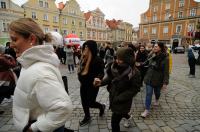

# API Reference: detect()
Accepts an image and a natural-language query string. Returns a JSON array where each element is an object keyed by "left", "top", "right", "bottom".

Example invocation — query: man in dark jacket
[{"left": 94, "top": 47, "right": 141, "bottom": 132}]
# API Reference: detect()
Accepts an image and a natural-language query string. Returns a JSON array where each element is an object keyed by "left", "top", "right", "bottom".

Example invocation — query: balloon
[{"left": 11, "top": 0, "right": 28, "bottom": 7}]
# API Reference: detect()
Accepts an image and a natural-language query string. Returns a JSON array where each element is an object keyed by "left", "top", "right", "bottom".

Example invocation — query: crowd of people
[{"left": 0, "top": 17, "right": 199, "bottom": 132}]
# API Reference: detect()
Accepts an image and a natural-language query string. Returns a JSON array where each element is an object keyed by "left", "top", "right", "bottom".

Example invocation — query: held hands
[{"left": 93, "top": 78, "right": 101, "bottom": 87}]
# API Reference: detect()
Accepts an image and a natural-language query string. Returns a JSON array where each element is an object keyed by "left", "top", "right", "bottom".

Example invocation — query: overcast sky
[{"left": 56, "top": 0, "right": 150, "bottom": 27}]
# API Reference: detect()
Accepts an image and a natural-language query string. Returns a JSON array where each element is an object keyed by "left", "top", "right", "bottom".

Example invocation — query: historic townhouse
[
  {"left": 60, "top": 0, "right": 86, "bottom": 41},
  {"left": 84, "top": 8, "right": 108, "bottom": 44},
  {"left": 124, "top": 22, "right": 133, "bottom": 43},
  {"left": 139, "top": 0, "right": 200, "bottom": 48},
  {"left": 0, "top": 0, "right": 23, "bottom": 44}
]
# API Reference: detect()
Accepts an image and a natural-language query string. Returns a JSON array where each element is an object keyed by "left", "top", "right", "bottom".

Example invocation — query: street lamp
[{"left": 55, "top": 1, "right": 65, "bottom": 34}]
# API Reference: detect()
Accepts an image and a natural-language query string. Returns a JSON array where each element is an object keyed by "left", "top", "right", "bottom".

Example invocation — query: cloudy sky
[{"left": 56, "top": 0, "right": 150, "bottom": 27}]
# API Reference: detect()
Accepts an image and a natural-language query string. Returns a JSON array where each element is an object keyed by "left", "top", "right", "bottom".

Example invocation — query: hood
[
  {"left": 17, "top": 45, "right": 60, "bottom": 68},
  {"left": 82, "top": 40, "right": 97, "bottom": 57}
]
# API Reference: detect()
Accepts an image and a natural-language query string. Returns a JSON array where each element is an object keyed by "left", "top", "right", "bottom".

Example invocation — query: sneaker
[
  {"left": 99, "top": 104, "right": 106, "bottom": 117},
  {"left": 123, "top": 115, "right": 133, "bottom": 128},
  {"left": 153, "top": 100, "right": 159, "bottom": 106},
  {"left": 141, "top": 110, "right": 149, "bottom": 118},
  {"left": 79, "top": 117, "right": 91, "bottom": 127}
]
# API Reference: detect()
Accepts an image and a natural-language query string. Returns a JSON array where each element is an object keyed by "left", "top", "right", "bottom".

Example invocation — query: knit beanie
[{"left": 116, "top": 47, "right": 134, "bottom": 66}]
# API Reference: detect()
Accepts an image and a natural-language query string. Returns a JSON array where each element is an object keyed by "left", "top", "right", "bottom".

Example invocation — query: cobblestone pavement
[{"left": 0, "top": 54, "right": 200, "bottom": 132}]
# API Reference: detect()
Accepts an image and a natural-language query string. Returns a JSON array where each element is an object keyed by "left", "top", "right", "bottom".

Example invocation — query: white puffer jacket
[{"left": 13, "top": 45, "right": 73, "bottom": 132}]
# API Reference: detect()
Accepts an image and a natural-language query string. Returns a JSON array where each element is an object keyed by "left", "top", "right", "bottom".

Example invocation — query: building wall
[{"left": 139, "top": 0, "right": 200, "bottom": 46}]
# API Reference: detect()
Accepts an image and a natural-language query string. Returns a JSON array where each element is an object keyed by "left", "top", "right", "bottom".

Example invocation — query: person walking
[
  {"left": 65, "top": 45, "right": 75, "bottom": 73},
  {"left": 187, "top": 48, "right": 196, "bottom": 78},
  {"left": 141, "top": 42, "right": 169, "bottom": 118},
  {"left": 78, "top": 40, "right": 106, "bottom": 126},
  {"left": 135, "top": 45, "right": 148, "bottom": 86},
  {"left": 9, "top": 18, "right": 73, "bottom": 132},
  {"left": 94, "top": 47, "right": 141, "bottom": 132}
]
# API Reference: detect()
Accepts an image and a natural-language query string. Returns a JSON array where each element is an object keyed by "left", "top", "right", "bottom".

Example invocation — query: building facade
[
  {"left": 84, "top": 8, "right": 108, "bottom": 44},
  {"left": 139, "top": 0, "right": 200, "bottom": 48},
  {"left": 0, "top": 0, "right": 23, "bottom": 45}
]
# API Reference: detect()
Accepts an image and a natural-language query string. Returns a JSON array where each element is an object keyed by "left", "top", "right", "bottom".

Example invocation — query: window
[
  {"left": 2, "top": 22, "right": 9, "bottom": 32},
  {"left": 39, "top": 0, "right": 43, "bottom": 7},
  {"left": 190, "top": 8, "right": 196, "bottom": 17},
  {"left": 165, "top": 3, "right": 170, "bottom": 10},
  {"left": 178, "top": 11, "right": 183, "bottom": 18},
  {"left": 44, "top": 27, "right": 49, "bottom": 33},
  {"left": 144, "top": 28, "right": 148, "bottom": 34},
  {"left": 165, "top": 11, "right": 170, "bottom": 20},
  {"left": 153, "top": 6, "right": 158, "bottom": 12},
  {"left": 143, "top": 15, "right": 148, "bottom": 22},
  {"left": 152, "top": 14, "right": 157, "bottom": 22},
  {"left": 79, "top": 22, "right": 83, "bottom": 27},
  {"left": 176, "top": 25, "right": 182, "bottom": 33},
  {"left": 72, "top": 20, "right": 75, "bottom": 25},
  {"left": 43, "top": 14, "right": 48, "bottom": 21},
  {"left": 163, "top": 26, "right": 168, "bottom": 34},
  {"left": 152, "top": 27, "right": 157, "bottom": 34},
  {"left": 179, "top": 0, "right": 184, "bottom": 7},
  {"left": 1, "top": 1, "right": 6, "bottom": 8},
  {"left": 44, "top": 2, "right": 48, "bottom": 8},
  {"left": 53, "top": 16, "right": 58, "bottom": 23},
  {"left": 80, "top": 32, "right": 83, "bottom": 38},
  {"left": 63, "top": 18, "right": 67, "bottom": 25},
  {"left": 92, "top": 31, "right": 96, "bottom": 37},
  {"left": 32, "top": 12, "right": 37, "bottom": 19},
  {"left": 72, "top": 31, "right": 75, "bottom": 34},
  {"left": 87, "top": 31, "right": 91, "bottom": 38},
  {"left": 53, "top": 29, "right": 58, "bottom": 32},
  {"left": 188, "top": 24, "right": 194, "bottom": 32}
]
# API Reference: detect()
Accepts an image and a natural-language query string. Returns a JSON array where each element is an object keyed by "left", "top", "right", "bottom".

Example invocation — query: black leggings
[
  {"left": 80, "top": 85, "right": 103, "bottom": 118},
  {"left": 111, "top": 112, "right": 130, "bottom": 132}
]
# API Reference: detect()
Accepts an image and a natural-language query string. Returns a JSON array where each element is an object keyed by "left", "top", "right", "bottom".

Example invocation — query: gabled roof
[
  {"left": 84, "top": 12, "right": 91, "bottom": 21},
  {"left": 106, "top": 19, "right": 121, "bottom": 29}
]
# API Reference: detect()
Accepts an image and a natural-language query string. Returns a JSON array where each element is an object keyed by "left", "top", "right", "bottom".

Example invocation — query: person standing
[
  {"left": 9, "top": 18, "right": 73, "bottom": 132},
  {"left": 141, "top": 42, "right": 169, "bottom": 118},
  {"left": 94, "top": 47, "right": 141, "bottom": 132},
  {"left": 78, "top": 40, "right": 105, "bottom": 126},
  {"left": 104, "top": 42, "right": 114, "bottom": 66},
  {"left": 135, "top": 45, "right": 148, "bottom": 86},
  {"left": 65, "top": 45, "right": 75, "bottom": 73},
  {"left": 187, "top": 48, "right": 196, "bottom": 78}
]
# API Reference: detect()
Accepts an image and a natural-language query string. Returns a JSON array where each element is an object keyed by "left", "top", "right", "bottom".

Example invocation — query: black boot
[
  {"left": 79, "top": 117, "right": 91, "bottom": 127},
  {"left": 99, "top": 104, "right": 106, "bottom": 117}
]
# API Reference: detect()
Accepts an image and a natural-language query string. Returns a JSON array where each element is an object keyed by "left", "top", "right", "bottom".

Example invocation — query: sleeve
[
  {"left": 30, "top": 75, "right": 73, "bottom": 132},
  {"left": 114, "top": 71, "right": 141, "bottom": 103},
  {"left": 163, "top": 57, "right": 169, "bottom": 85},
  {"left": 95, "top": 57, "right": 105, "bottom": 79}
]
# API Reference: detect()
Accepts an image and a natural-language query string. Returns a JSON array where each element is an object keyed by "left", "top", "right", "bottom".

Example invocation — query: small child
[{"left": 94, "top": 47, "right": 141, "bottom": 132}]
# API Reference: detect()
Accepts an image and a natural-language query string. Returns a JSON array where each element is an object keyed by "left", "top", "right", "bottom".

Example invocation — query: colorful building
[{"left": 139, "top": 0, "right": 200, "bottom": 48}]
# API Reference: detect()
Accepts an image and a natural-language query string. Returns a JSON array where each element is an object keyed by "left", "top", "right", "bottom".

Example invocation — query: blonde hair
[{"left": 9, "top": 18, "right": 52, "bottom": 45}]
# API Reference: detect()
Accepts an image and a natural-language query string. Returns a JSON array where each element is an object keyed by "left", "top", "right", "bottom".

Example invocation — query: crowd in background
[{"left": 0, "top": 17, "right": 200, "bottom": 132}]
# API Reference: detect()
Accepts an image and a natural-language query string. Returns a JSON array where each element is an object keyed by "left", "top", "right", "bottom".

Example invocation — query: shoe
[
  {"left": 189, "top": 75, "right": 195, "bottom": 78},
  {"left": 0, "top": 111, "right": 4, "bottom": 115},
  {"left": 153, "top": 100, "right": 159, "bottom": 106},
  {"left": 64, "top": 128, "right": 74, "bottom": 132},
  {"left": 79, "top": 117, "right": 91, "bottom": 127},
  {"left": 123, "top": 114, "right": 133, "bottom": 128},
  {"left": 141, "top": 110, "right": 149, "bottom": 118},
  {"left": 99, "top": 104, "right": 106, "bottom": 117}
]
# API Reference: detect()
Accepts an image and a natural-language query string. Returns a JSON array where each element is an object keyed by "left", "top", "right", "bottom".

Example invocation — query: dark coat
[
  {"left": 101, "top": 63, "right": 141, "bottom": 114},
  {"left": 144, "top": 53, "right": 169, "bottom": 87}
]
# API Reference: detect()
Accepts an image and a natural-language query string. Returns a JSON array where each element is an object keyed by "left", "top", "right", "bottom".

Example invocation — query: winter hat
[
  {"left": 116, "top": 47, "right": 135, "bottom": 66},
  {"left": 82, "top": 40, "right": 97, "bottom": 57}
]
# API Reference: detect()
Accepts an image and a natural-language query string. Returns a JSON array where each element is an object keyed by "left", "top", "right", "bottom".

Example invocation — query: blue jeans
[{"left": 145, "top": 85, "right": 161, "bottom": 110}]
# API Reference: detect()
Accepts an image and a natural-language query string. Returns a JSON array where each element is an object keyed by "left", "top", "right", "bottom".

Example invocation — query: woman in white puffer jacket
[{"left": 9, "top": 18, "right": 73, "bottom": 132}]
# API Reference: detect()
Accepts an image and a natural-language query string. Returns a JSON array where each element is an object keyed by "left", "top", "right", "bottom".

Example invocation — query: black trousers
[
  {"left": 111, "top": 112, "right": 130, "bottom": 132},
  {"left": 80, "top": 84, "right": 103, "bottom": 118},
  {"left": 189, "top": 58, "right": 196, "bottom": 75}
]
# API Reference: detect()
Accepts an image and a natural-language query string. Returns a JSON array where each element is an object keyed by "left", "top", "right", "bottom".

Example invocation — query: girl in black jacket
[
  {"left": 94, "top": 47, "right": 141, "bottom": 132},
  {"left": 78, "top": 40, "right": 105, "bottom": 126}
]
